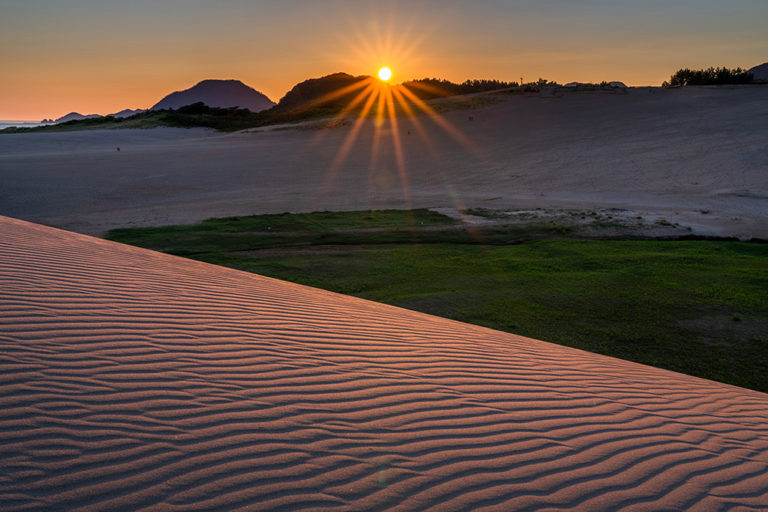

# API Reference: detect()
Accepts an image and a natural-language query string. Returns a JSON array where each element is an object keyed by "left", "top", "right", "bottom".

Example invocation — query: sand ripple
[{"left": 1, "top": 216, "right": 767, "bottom": 511}]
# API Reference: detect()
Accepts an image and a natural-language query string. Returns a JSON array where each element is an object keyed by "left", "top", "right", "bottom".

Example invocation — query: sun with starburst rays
[
  {"left": 311, "top": 64, "right": 475, "bottom": 205},
  {"left": 377, "top": 66, "right": 392, "bottom": 82},
  {"left": 308, "top": 20, "right": 477, "bottom": 211}
]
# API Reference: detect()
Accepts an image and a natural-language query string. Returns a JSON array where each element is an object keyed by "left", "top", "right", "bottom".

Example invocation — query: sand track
[{"left": 1, "top": 216, "right": 768, "bottom": 511}]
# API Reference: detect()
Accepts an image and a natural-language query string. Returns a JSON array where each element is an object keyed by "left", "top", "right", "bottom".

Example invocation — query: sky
[{"left": 1, "top": 0, "right": 766, "bottom": 120}]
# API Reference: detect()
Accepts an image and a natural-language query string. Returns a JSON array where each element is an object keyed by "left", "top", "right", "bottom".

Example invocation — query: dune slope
[{"left": 1, "top": 215, "right": 768, "bottom": 511}]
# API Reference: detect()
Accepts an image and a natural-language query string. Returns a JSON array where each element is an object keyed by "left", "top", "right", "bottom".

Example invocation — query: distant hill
[
  {"left": 55, "top": 112, "right": 101, "bottom": 123},
  {"left": 52, "top": 110, "right": 144, "bottom": 124},
  {"left": 273, "top": 73, "right": 371, "bottom": 112},
  {"left": 109, "top": 108, "right": 146, "bottom": 118},
  {"left": 10, "top": 72, "right": 520, "bottom": 134},
  {"left": 152, "top": 79, "right": 275, "bottom": 112},
  {"left": 748, "top": 62, "right": 768, "bottom": 80}
]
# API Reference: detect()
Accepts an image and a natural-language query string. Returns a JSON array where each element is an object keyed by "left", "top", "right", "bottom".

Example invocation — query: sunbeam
[
  {"left": 309, "top": 68, "right": 483, "bottom": 215},
  {"left": 307, "top": 21, "right": 488, "bottom": 215},
  {"left": 384, "top": 85, "right": 411, "bottom": 208}
]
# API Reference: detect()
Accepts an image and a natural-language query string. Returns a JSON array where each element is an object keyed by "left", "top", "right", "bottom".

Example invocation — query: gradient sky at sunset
[{"left": 2, "top": 0, "right": 766, "bottom": 120}]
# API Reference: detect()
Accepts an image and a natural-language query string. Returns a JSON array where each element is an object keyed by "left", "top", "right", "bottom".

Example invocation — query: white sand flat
[{"left": 1, "top": 215, "right": 767, "bottom": 511}]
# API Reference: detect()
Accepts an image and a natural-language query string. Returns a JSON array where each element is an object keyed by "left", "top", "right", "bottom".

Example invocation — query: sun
[{"left": 378, "top": 66, "right": 392, "bottom": 82}]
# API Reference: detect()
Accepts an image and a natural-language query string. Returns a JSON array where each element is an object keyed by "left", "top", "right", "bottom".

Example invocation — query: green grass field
[{"left": 107, "top": 209, "right": 768, "bottom": 392}]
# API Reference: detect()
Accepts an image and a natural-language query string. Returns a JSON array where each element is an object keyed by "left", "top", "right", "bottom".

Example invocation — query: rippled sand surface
[{"left": 2, "top": 216, "right": 768, "bottom": 511}]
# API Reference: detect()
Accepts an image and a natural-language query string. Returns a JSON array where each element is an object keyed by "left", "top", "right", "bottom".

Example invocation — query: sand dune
[
  {"left": 1, "top": 85, "right": 767, "bottom": 238},
  {"left": 2, "top": 215, "right": 768, "bottom": 511}
]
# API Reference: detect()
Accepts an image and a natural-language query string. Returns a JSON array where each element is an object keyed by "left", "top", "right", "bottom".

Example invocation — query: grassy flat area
[{"left": 107, "top": 209, "right": 768, "bottom": 392}]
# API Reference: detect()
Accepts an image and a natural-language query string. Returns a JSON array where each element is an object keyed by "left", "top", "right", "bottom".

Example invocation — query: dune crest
[{"left": 1, "top": 215, "right": 768, "bottom": 511}]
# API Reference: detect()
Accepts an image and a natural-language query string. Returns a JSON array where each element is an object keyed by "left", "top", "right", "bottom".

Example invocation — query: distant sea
[{"left": 0, "top": 121, "right": 48, "bottom": 130}]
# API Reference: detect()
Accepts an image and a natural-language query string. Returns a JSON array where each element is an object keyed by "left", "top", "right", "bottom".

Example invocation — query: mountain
[
  {"left": 273, "top": 72, "right": 371, "bottom": 112},
  {"left": 748, "top": 62, "right": 768, "bottom": 80},
  {"left": 108, "top": 108, "right": 146, "bottom": 118},
  {"left": 152, "top": 79, "right": 275, "bottom": 112},
  {"left": 54, "top": 112, "right": 102, "bottom": 123}
]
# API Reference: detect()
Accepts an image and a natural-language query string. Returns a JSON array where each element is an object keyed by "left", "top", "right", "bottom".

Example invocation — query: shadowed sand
[
  {"left": 1, "top": 86, "right": 767, "bottom": 238},
  {"left": 2, "top": 215, "right": 768, "bottom": 511}
]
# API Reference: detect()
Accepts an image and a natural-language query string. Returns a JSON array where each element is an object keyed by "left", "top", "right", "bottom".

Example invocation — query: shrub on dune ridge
[
  {"left": 663, "top": 66, "right": 754, "bottom": 87},
  {"left": 401, "top": 78, "right": 518, "bottom": 99}
]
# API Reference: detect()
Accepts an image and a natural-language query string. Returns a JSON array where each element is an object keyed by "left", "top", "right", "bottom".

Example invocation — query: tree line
[
  {"left": 663, "top": 67, "right": 754, "bottom": 87},
  {"left": 401, "top": 78, "right": 518, "bottom": 99}
]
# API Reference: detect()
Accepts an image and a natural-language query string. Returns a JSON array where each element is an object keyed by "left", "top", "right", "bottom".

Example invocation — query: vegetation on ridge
[
  {"left": 663, "top": 66, "right": 754, "bottom": 87},
  {"left": 1, "top": 74, "right": 519, "bottom": 134},
  {"left": 402, "top": 78, "right": 518, "bottom": 99}
]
